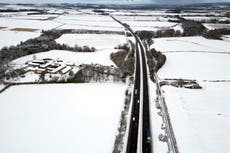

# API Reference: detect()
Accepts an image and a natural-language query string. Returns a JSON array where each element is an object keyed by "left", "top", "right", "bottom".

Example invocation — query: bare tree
[{"left": 0, "top": 59, "right": 10, "bottom": 82}]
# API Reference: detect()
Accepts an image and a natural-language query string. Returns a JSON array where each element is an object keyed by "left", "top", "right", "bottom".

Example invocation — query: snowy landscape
[
  {"left": 0, "top": 83, "right": 126, "bottom": 153},
  {"left": 153, "top": 36, "right": 230, "bottom": 153},
  {"left": 0, "top": 2, "right": 230, "bottom": 153}
]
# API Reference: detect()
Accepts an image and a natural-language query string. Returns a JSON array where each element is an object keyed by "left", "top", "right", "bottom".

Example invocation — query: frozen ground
[
  {"left": 110, "top": 10, "right": 177, "bottom": 17},
  {"left": 154, "top": 35, "right": 230, "bottom": 153},
  {"left": 113, "top": 15, "right": 171, "bottom": 22},
  {"left": 0, "top": 8, "right": 183, "bottom": 33},
  {"left": 0, "top": 84, "right": 5, "bottom": 91},
  {"left": 1, "top": 6, "right": 230, "bottom": 153},
  {"left": 125, "top": 21, "right": 182, "bottom": 32},
  {"left": 148, "top": 79, "right": 168, "bottom": 153},
  {"left": 0, "top": 17, "right": 62, "bottom": 31},
  {"left": 55, "top": 14, "right": 123, "bottom": 31},
  {"left": 13, "top": 50, "right": 116, "bottom": 67},
  {"left": 203, "top": 23, "right": 230, "bottom": 30},
  {"left": 112, "top": 15, "right": 182, "bottom": 31},
  {"left": 152, "top": 36, "right": 230, "bottom": 53},
  {"left": 55, "top": 14, "right": 181, "bottom": 32},
  {"left": 0, "top": 12, "right": 61, "bottom": 48},
  {"left": 12, "top": 14, "right": 59, "bottom": 20},
  {"left": 0, "top": 83, "right": 126, "bottom": 153},
  {"left": 152, "top": 36, "right": 230, "bottom": 80},
  {"left": 162, "top": 82, "right": 230, "bottom": 153},
  {"left": 158, "top": 52, "right": 230, "bottom": 80},
  {"left": 184, "top": 16, "right": 230, "bottom": 22},
  {"left": 56, "top": 34, "right": 127, "bottom": 50},
  {"left": 222, "top": 35, "right": 230, "bottom": 42},
  {"left": 0, "top": 30, "right": 40, "bottom": 49}
]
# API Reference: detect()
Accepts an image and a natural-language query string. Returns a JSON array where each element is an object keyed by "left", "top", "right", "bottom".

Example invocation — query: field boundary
[{"left": 0, "top": 82, "right": 83, "bottom": 94}]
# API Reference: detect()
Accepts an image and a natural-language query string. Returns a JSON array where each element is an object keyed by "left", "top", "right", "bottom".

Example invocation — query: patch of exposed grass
[
  {"left": 0, "top": 26, "right": 7, "bottom": 30},
  {"left": 10, "top": 28, "right": 39, "bottom": 32},
  {"left": 42, "top": 16, "right": 57, "bottom": 21}
]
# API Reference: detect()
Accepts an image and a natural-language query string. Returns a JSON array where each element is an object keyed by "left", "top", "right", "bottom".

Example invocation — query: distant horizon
[{"left": 1, "top": 0, "right": 230, "bottom": 5}]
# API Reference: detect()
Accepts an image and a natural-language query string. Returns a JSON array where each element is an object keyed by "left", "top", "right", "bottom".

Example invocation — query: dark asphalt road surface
[{"left": 110, "top": 16, "right": 152, "bottom": 153}]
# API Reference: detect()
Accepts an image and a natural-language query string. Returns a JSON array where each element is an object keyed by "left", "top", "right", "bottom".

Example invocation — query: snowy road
[{"left": 111, "top": 16, "right": 152, "bottom": 153}]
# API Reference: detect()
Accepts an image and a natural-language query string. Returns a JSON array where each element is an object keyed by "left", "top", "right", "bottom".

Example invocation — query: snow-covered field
[
  {"left": 152, "top": 36, "right": 230, "bottom": 53},
  {"left": 0, "top": 30, "right": 40, "bottom": 49},
  {"left": 158, "top": 52, "right": 230, "bottom": 80},
  {"left": 0, "top": 83, "right": 126, "bottom": 153},
  {"left": 184, "top": 16, "right": 230, "bottom": 22},
  {"left": 110, "top": 9, "right": 175, "bottom": 17},
  {"left": 0, "top": 84, "right": 5, "bottom": 91},
  {"left": 148, "top": 80, "right": 168, "bottom": 153},
  {"left": 1, "top": 5, "right": 230, "bottom": 153},
  {"left": 153, "top": 35, "right": 230, "bottom": 153},
  {"left": 222, "top": 35, "right": 230, "bottom": 41},
  {"left": 112, "top": 15, "right": 182, "bottom": 31},
  {"left": 125, "top": 21, "right": 182, "bottom": 31},
  {"left": 13, "top": 50, "right": 116, "bottom": 67},
  {"left": 0, "top": 17, "right": 62, "bottom": 31},
  {"left": 203, "top": 23, "right": 230, "bottom": 30},
  {"left": 0, "top": 14, "right": 59, "bottom": 48},
  {"left": 162, "top": 82, "right": 230, "bottom": 153},
  {"left": 0, "top": 8, "right": 184, "bottom": 33},
  {"left": 55, "top": 14, "right": 123, "bottom": 31},
  {"left": 152, "top": 36, "right": 230, "bottom": 80},
  {"left": 56, "top": 34, "right": 127, "bottom": 50},
  {"left": 12, "top": 14, "right": 59, "bottom": 20},
  {"left": 113, "top": 15, "right": 171, "bottom": 22},
  {"left": 54, "top": 13, "right": 181, "bottom": 32}
]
